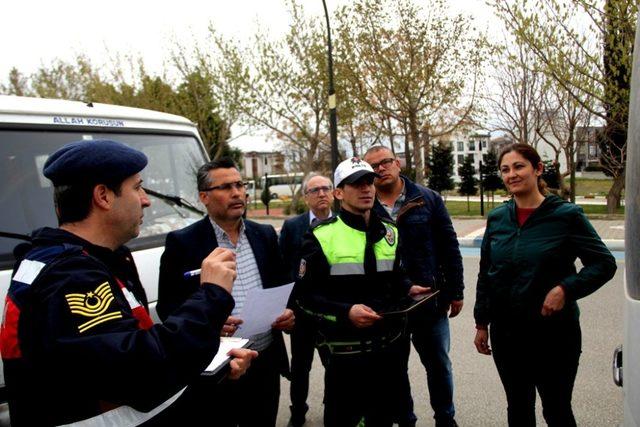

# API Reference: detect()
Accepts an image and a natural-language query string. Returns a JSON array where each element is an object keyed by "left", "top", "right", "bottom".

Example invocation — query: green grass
[
  {"left": 574, "top": 178, "right": 618, "bottom": 197},
  {"left": 444, "top": 179, "right": 617, "bottom": 198},
  {"left": 443, "top": 200, "right": 624, "bottom": 218}
]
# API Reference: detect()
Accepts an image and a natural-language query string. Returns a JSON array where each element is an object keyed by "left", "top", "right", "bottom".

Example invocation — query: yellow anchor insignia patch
[{"left": 65, "top": 282, "right": 122, "bottom": 333}]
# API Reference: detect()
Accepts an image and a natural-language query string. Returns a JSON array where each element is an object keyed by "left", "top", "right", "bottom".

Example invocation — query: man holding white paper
[{"left": 157, "top": 158, "right": 294, "bottom": 426}]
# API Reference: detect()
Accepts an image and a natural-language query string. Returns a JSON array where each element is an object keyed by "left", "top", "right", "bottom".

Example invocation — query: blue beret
[{"left": 43, "top": 140, "right": 148, "bottom": 186}]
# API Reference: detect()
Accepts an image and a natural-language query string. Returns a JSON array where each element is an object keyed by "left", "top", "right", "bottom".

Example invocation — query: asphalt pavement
[{"left": 251, "top": 215, "right": 626, "bottom": 251}]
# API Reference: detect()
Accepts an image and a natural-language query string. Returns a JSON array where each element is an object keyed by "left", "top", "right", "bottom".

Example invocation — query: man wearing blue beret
[{"left": 0, "top": 139, "right": 256, "bottom": 426}]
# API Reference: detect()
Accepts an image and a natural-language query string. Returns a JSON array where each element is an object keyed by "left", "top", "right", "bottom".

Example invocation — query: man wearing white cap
[{"left": 293, "top": 157, "right": 430, "bottom": 426}]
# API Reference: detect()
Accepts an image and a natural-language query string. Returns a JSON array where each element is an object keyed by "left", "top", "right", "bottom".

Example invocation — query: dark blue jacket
[
  {"left": 2, "top": 227, "right": 233, "bottom": 426},
  {"left": 279, "top": 212, "right": 312, "bottom": 282},
  {"left": 373, "top": 176, "right": 464, "bottom": 304}
]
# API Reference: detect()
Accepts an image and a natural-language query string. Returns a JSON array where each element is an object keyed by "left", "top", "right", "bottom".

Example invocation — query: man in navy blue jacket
[
  {"left": 1, "top": 140, "right": 251, "bottom": 426},
  {"left": 157, "top": 158, "right": 293, "bottom": 426},
  {"left": 364, "top": 146, "right": 464, "bottom": 427},
  {"left": 279, "top": 172, "right": 333, "bottom": 426}
]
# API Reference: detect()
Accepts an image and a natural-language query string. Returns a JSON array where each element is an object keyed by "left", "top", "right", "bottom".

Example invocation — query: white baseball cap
[{"left": 334, "top": 157, "right": 379, "bottom": 187}]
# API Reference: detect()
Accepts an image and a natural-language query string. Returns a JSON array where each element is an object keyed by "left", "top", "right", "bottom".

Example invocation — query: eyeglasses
[
  {"left": 369, "top": 157, "right": 395, "bottom": 170},
  {"left": 305, "top": 185, "right": 332, "bottom": 195},
  {"left": 200, "top": 181, "right": 247, "bottom": 192}
]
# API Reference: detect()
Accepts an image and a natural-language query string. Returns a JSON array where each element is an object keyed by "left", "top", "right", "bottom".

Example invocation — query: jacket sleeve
[
  {"left": 36, "top": 255, "right": 234, "bottom": 412},
  {"left": 293, "top": 231, "right": 353, "bottom": 327},
  {"left": 266, "top": 224, "right": 291, "bottom": 287},
  {"left": 559, "top": 208, "right": 617, "bottom": 300},
  {"left": 278, "top": 220, "right": 297, "bottom": 282},
  {"left": 157, "top": 232, "right": 201, "bottom": 321},
  {"left": 432, "top": 192, "right": 464, "bottom": 300},
  {"left": 474, "top": 217, "right": 493, "bottom": 327}
]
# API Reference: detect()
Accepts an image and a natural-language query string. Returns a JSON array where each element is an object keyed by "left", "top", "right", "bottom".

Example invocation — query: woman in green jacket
[{"left": 473, "top": 143, "right": 617, "bottom": 427}]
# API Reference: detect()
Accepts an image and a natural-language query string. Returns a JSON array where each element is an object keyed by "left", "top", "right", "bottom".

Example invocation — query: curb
[{"left": 457, "top": 236, "right": 624, "bottom": 251}]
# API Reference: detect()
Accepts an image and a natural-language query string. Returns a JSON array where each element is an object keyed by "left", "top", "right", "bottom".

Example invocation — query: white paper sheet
[
  {"left": 236, "top": 282, "right": 294, "bottom": 338},
  {"left": 203, "top": 337, "right": 250, "bottom": 373}
]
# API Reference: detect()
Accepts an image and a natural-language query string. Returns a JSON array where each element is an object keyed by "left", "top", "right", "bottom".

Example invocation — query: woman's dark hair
[
  {"left": 498, "top": 143, "right": 547, "bottom": 194},
  {"left": 53, "top": 179, "right": 123, "bottom": 225}
]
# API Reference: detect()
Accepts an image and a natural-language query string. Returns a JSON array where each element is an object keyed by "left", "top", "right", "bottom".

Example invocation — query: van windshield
[{"left": 0, "top": 130, "right": 206, "bottom": 268}]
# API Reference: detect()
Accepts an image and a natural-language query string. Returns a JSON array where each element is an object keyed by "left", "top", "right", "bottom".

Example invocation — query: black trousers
[
  {"left": 321, "top": 341, "right": 404, "bottom": 427},
  {"left": 490, "top": 318, "right": 582, "bottom": 427},
  {"left": 154, "top": 342, "right": 281, "bottom": 427},
  {"left": 289, "top": 315, "right": 318, "bottom": 418}
]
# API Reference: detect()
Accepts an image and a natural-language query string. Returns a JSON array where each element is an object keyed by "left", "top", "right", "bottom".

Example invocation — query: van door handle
[{"left": 612, "top": 345, "right": 623, "bottom": 387}]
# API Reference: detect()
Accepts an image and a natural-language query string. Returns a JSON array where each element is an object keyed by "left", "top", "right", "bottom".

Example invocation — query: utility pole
[
  {"left": 321, "top": 0, "right": 340, "bottom": 212},
  {"left": 479, "top": 160, "right": 484, "bottom": 217}
]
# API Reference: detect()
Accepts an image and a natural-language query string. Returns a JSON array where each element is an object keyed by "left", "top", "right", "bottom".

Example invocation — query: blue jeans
[{"left": 398, "top": 312, "right": 455, "bottom": 425}]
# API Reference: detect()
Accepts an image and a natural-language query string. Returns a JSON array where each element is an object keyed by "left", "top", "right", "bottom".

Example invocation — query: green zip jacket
[{"left": 474, "top": 195, "right": 617, "bottom": 327}]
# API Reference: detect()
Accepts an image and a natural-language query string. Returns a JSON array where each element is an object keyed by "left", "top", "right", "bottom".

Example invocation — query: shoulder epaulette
[
  {"left": 379, "top": 216, "right": 397, "bottom": 227},
  {"left": 311, "top": 216, "right": 338, "bottom": 230}
]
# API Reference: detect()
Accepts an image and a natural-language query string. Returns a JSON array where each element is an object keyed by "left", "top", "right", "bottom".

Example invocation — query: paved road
[
  {"left": 250, "top": 216, "right": 626, "bottom": 242},
  {"left": 274, "top": 256, "right": 625, "bottom": 426}
]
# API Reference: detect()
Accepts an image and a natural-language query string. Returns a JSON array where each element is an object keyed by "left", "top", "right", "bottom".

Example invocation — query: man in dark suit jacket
[
  {"left": 279, "top": 172, "right": 333, "bottom": 427},
  {"left": 157, "top": 158, "right": 294, "bottom": 427}
]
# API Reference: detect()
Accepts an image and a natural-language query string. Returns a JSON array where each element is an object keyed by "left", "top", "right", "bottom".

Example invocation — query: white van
[
  {"left": 612, "top": 15, "right": 640, "bottom": 427},
  {"left": 260, "top": 172, "right": 304, "bottom": 200},
  {"left": 0, "top": 95, "right": 209, "bottom": 423}
]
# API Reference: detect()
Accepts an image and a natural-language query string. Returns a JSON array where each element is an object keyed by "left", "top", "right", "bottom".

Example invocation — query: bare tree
[
  {"left": 194, "top": 1, "right": 331, "bottom": 178},
  {"left": 537, "top": 77, "right": 593, "bottom": 202},
  {"left": 490, "top": 0, "right": 637, "bottom": 213},
  {"left": 335, "top": 0, "right": 488, "bottom": 183},
  {"left": 488, "top": 42, "right": 547, "bottom": 148}
]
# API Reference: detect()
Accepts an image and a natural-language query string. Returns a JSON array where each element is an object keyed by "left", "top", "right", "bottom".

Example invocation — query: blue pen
[{"left": 183, "top": 268, "right": 201, "bottom": 278}]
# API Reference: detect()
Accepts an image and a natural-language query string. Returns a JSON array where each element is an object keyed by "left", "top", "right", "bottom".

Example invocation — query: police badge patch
[
  {"left": 298, "top": 259, "right": 307, "bottom": 278},
  {"left": 384, "top": 224, "right": 395, "bottom": 246}
]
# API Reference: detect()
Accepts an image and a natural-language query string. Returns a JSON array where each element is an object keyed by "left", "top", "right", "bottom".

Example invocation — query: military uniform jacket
[
  {"left": 0, "top": 227, "right": 234, "bottom": 426},
  {"left": 294, "top": 209, "right": 410, "bottom": 343}
]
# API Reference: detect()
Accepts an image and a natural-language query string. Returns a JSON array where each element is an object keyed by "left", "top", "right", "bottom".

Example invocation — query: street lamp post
[{"left": 321, "top": 0, "right": 340, "bottom": 212}]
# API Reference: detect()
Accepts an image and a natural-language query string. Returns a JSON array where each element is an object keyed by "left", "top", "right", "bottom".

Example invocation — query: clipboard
[
  {"left": 201, "top": 337, "right": 252, "bottom": 376},
  {"left": 379, "top": 290, "right": 439, "bottom": 316}
]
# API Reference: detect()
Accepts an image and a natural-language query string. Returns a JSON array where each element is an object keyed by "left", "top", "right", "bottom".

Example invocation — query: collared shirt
[
  {"left": 210, "top": 218, "right": 273, "bottom": 351},
  {"left": 379, "top": 181, "right": 406, "bottom": 221},
  {"left": 309, "top": 210, "right": 333, "bottom": 225}
]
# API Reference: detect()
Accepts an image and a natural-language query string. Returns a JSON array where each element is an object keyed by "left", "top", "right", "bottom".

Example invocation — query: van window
[{"left": 0, "top": 130, "right": 206, "bottom": 268}]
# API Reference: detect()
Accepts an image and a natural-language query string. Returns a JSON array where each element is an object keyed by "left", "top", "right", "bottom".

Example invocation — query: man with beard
[
  {"left": 364, "top": 146, "right": 463, "bottom": 427},
  {"left": 157, "top": 158, "right": 294, "bottom": 426},
  {"left": 1, "top": 140, "right": 249, "bottom": 426}
]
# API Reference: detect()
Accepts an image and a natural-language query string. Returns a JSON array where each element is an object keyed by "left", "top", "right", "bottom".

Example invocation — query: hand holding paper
[{"left": 272, "top": 308, "right": 295, "bottom": 331}]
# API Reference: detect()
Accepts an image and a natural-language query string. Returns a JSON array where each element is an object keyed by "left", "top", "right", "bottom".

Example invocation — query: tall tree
[
  {"left": 490, "top": 0, "right": 637, "bottom": 213},
  {"left": 481, "top": 151, "right": 504, "bottom": 206},
  {"left": 458, "top": 155, "right": 478, "bottom": 211},
  {"left": 195, "top": 1, "right": 331, "bottom": 179},
  {"left": 335, "top": 0, "right": 488, "bottom": 183},
  {"left": 1, "top": 55, "right": 229, "bottom": 159},
  {"left": 536, "top": 76, "right": 592, "bottom": 202},
  {"left": 427, "top": 142, "right": 455, "bottom": 196},
  {"left": 488, "top": 43, "right": 547, "bottom": 148},
  {"left": 1, "top": 68, "right": 29, "bottom": 95}
]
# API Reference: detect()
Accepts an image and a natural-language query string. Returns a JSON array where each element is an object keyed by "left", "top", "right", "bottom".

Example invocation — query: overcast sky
[
  {"left": 2, "top": 0, "right": 500, "bottom": 151},
  {"left": 1, "top": 0, "right": 498, "bottom": 78}
]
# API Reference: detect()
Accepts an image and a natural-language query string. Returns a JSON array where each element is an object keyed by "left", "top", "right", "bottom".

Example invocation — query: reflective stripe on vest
[
  {"left": 60, "top": 387, "right": 186, "bottom": 427},
  {"left": 313, "top": 217, "right": 397, "bottom": 276}
]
